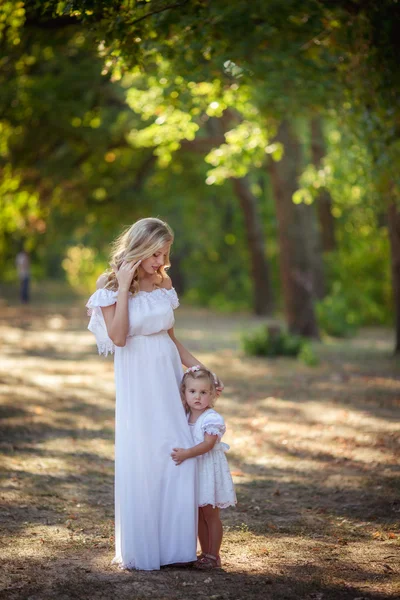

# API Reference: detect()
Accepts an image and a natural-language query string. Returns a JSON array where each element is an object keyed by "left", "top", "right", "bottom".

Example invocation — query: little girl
[{"left": 171, "top": 366, "right": 237, "bottom": 569}]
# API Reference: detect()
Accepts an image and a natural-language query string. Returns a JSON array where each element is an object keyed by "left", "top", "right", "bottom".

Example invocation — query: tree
[
  {"left": 268, "top": 121, "right": 320, "bottom": 337},
  {"left": 310, "top": 117, "right": 336, "bottom": 255},
  {"left": 4, "top": 1, "right": 400, "bottom": 346}
]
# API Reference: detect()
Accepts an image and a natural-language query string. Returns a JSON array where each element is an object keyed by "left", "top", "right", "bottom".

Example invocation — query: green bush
[
  {"left": 242, "top": 326, "right": 304, "bottom": 357},
  {"left": 321, "top": 238, "right": 392, "bottom": 327},
  {"left": 298, "top": 342, "right": 320, "bottom": 366},
  {"left": 316, "top": 289, "right": 359, "bottom": 338}
]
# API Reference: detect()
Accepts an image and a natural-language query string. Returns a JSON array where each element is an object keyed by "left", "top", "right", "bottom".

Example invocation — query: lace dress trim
[
  {"left": 203, "top": 424, "right": 226, "bottom": 438},
  {"left": 86, "top": 289, "right": 118, "bottom": 356},
  {"left": 86, "top": 288, "right": 118, "bottom": 316}
]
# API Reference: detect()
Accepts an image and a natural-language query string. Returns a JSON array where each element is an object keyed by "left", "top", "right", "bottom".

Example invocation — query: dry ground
[{"left": 0, "top": 292, "right": 399, "bottom": 600}]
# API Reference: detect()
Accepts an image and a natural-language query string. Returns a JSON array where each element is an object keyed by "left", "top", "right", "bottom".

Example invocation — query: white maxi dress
[{"left": 86, "top": 286, "right": 198, "bottom": 570}]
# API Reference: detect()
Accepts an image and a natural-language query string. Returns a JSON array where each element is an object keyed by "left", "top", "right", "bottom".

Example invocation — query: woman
[{"left": 86, "top": 218, "right": 221, "bottom": 571}]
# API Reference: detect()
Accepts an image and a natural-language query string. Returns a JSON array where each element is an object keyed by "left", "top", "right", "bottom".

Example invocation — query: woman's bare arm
[
  {"left": 161, "top": 275, "right": 205, "bottom": 367},
  {"left": 167, "top": 327, "right": 205, "bottom": 368},
  {"left": 98, "top": 260, "right": 141, "bottom": 347},
  {"left": 101, "top": 296, "right": 129, "bottom": 347},
  {"left": 168, "top": 327, "right": 224, "bottom": 393}
]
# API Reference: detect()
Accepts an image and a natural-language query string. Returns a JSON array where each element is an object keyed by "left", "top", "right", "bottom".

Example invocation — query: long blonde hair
[{"left": 103, "top": 218, "right": 174, "bottom": 295}]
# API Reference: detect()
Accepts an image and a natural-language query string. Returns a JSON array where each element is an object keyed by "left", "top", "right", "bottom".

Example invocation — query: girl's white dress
[
  {"left": 86, "top": 286, "right": 197, "bottom": 571},
  {"left": 189, "top": 409, "right": 236, "bottom": 509}
]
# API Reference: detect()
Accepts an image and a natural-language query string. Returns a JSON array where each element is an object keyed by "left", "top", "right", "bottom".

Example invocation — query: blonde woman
[{"left": 86, "top": 218, "right": 222, "bottom": 571}]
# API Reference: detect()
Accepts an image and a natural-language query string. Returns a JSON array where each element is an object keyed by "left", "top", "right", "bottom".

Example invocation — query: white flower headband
[{"left": 184, "top": 365, "right": 219, "bottom": 386}]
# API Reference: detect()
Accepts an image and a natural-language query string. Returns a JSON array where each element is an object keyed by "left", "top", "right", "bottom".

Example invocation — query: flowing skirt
[{"left": 113, "top": 331, "right": 197, "bottom": 570}]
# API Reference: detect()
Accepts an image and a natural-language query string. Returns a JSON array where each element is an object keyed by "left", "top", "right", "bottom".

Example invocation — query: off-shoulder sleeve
[
  {"left": 86, "top": 289, "right": 118, "bottom": 356},
  {"left": 160, "top": 287, "right": 180, "bottom": 310},
  {"left": 202, "top": 411, "right": 226, "bottom": 439}
]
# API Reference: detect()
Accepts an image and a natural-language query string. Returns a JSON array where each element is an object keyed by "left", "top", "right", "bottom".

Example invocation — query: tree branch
[
  {"left": 24, "top": 0, "right": 190, "bottom": 31},
  {"left": 24, "top": 14, "right": 81, "bottom": 30},
  {"left": 127, "top": 0, "right": 191, "bottom": 27}
]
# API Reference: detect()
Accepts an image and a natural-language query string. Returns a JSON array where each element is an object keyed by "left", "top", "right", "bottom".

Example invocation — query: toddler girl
[{"left": 171, "top": 366, "right": 236, "bottom": 569}]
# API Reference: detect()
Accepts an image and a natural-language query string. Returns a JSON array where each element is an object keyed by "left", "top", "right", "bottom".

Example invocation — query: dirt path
[{"left": 0, "top": 301, "right": 399, "bottom": 600}]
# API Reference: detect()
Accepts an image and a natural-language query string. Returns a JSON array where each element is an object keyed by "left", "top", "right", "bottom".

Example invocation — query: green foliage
[
  {"left": 242, "top": 326, "right": 304, "bottom": 358},
  {"left": 242, "top": 327, "right": 320, "bottom": 365},
  {"left": 146, "top": 154, "right": 255, "bottom": 311},
  {"left": 0, "top": 0, "right": 398, "bottom": 339},
  {"left": 61, "top": 245, "right": 103, "bottom": 292},
  {"left": 316, "top": 292, "right": 359, "bottom": 338},
  {"left": 0, "top": 1, "right": 25, "bottom": 45},
  {"left": 298, "top": 342, "right": 319, "bottom": 367},
  {"left": 317, "top": 220, "right": 392, "bottom": 337},
  {"left": 325, "top": 237, "right": 392, "bottom": 326}
]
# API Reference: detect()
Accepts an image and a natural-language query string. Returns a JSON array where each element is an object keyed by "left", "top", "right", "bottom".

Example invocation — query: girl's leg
[
  {"left": 201, "top": 504, "right": 223, "bottom": 558},
  {"left": 198, "top": 507, "right": 209, "bottom": 554}
]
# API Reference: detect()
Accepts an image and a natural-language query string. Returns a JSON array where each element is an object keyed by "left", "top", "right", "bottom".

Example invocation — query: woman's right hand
[{"left": 112, "top": 259, "right": 142, "bottom": 292}]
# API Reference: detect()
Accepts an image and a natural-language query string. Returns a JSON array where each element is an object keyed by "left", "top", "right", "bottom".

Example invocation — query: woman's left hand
[{"left": 212, "top": 372, "right": 224, "bottom": 396}]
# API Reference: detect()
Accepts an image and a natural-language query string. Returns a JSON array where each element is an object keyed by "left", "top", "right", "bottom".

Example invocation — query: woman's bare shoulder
[
  {"left": 158, "top": 274, "right": 173, "bottom": 290},
  {"left": 96, "top": 273, "right": 109, "bottom": 289}
]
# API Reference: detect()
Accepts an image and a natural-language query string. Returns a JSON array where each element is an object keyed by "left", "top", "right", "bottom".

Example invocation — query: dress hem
[
  {"left": 112, "top": 556, "right": 197, "bottom": 571},
  {"left": 199, "top": 500, "right": 237, "bottom": 509}
]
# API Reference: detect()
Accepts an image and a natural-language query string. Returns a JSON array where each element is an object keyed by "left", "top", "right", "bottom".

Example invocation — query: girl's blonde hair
[
  {"left": 180, "top": 367, "right": 218, "bottom": 413},
  {"left": 103, "top": 218, "right": 174, "bottom": 295}
]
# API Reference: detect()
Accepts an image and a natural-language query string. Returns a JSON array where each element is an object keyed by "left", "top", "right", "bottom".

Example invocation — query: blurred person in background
[{"left": 16, "top": 248, "right": 31, "bottom": 304}]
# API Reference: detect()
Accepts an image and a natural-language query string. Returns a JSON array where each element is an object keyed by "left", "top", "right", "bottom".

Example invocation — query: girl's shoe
[
  {"left": 194, "top": 553, "right": 221, "bottom": 569},
  {"left": 197, "top": 553, "right": 221, "bottom": 567}
]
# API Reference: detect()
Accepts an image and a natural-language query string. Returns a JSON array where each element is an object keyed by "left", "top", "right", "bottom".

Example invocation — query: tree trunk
[
  {"left": 310, "top": 116, "right": 336, "bottom": 254},
  {"left": 202, "top": 115, "right": 274, "bottom": 315},
  {"left": 387, "top": 202, "right": 400, "bottom": 353},
  {"left": 231, "top": 176, "right": 274, "bottom": 315},
  {"left": 268, "top": 120, "right": 320, "bottom": 338},
  {"left": 310, "top": 117, "right": 330, "bottom": 299}
]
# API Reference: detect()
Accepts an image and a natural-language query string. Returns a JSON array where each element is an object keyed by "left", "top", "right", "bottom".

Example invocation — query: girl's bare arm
[{"left": 171, "top": 434, "right": 218, "bottom": 465}]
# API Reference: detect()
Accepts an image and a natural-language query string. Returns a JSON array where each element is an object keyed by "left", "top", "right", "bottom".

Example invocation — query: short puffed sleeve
[
  {"left": 202, "top": 411, "right": 226, "bottom": 439},
  {"left": 160, "top": 287, "right": 180, "bottom": 310},
  {"left": 86, "top": 288, "right": 118, "bottom": 356}
]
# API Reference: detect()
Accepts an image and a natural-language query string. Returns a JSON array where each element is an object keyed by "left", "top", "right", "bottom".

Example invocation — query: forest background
[{"left": 1, "top": 0, "right": 400, "bottom": 350}]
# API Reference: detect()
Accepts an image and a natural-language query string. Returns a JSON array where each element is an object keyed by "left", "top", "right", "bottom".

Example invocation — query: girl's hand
[
  {"left": 171, "top": 447, "right": 188, "bottom": 465},
  {"left": 112, "top": 259, "right": 142, "bottom": 292}
]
